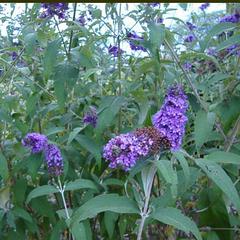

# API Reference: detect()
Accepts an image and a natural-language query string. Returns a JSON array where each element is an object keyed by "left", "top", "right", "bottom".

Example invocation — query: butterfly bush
[
  {"left": 103, "top": 132, "right": 153, "bottom": 171},
  {"left": 44, "top": 144, "right": 63, "bottom": 176},
  {"left": 83, "top": 106, "right": 98, "bottom": 128},
  {"left": 103, "top": 127, "right": 170, "bottom": 171},
  {"left": 127, "top": 32, "right": 147, "bottom": 52},
  {"left": 40, "top": 3, "right": 68, "bottom": 19},
  {"left": 22, "top": 133, "right": 63, "bottom": 176},
  {"left": 199, "top": 3, "right": 210, "bottom": 11},
  {"left": 22, "top": 133, "right": 48, "bottom": 154},
  {"left": 108, "top": 45, "right": 124, "bottom": 57},
  {"left": 152, "top": 85, "right": 188, "bottom": 151}
]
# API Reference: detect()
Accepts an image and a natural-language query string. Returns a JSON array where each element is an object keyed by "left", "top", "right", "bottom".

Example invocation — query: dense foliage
[{"left": 0, "top": 3, "right": 240, "bottom": 240}]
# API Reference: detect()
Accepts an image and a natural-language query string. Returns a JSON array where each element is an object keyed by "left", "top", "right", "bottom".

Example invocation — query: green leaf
[
  {"left": 65, "top": 179, "right": 98, "bottom": 192},
  {"left": 43, "top": 39, "right": 61, "bottom": 78},
  {"left": 12, "top": 207, "right": 32, "bottom": 222},
  {"left": 71, "top": 194, "right": 139, "bottom": 224},
  {"left": 149, "top": 23, "right": 165, "bottom": 48},
  {"left": 44, "top": 127, "right": 65, "bottom": 136},
  {"left": 200, "top": 22, "right": 237, "bottom": 51},
  {"left": 0, "top": 152, "right": 9, "bottom": 181},
  {"left": 26, "top": 185, "right": 58, "bottom": 203},
  {"left": 53, "top": 63, "right": 79, "bottom": 109},
  {"left": 173, "top": 151, "right": 190, "bottom": 188},
  {"left": 216, "top": 34, "right": 240, "bottom": 51},
  {"left": 96, "top": 96, "right": 125, "bottom": 135},
  {"left": 155, "top": 160, "right": 178, "bottom": 198},
  {"left": 67, "top": 127, "right": 84, "bottom": 145},
  {"left": 178, "top": 3, "right": 188, "bottom": 11},
  {"left": 151, "top": 207, "right": 202, "bottom": 240},
  {"left": 194, "top": 111, "right": 216, "bottom": 149},
  {"left": 196, "top": 159, "right": 240, "bottom": 211},
  {"left": 75, "top": 134, "right": 101, "bottom": 165},
  {"left": 104, "top": 211, "right": 118, "bottom": 239},
  {"left": 137, "top": 100, "right": 149, "bottom": 125},
  {"left": 206, "top": 151, "right": 240, "bottom": 164},
  {"left": 24, "top": 32, "right": 37, "bottom": 54}
]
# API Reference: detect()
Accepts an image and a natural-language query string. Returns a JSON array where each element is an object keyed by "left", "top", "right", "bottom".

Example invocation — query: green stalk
[
  {"left": 68, "top": 3, "right": 77, "bottom": 54},
  {"left": 136, "top": 154, "right": 160, "bottom": 240}
]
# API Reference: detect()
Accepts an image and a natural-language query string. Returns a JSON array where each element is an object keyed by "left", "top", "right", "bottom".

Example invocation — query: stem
[
  {"left": 54, "top": 17, "right": 68, "bottom": 58},
  {"left": 57, "top": 177, "right": 70, "bottom": 219},
  {"left": 164, "top": 39, "right": 227, "bottom": 141},
  {"left": 68, "top": 3, "right": 77, "bottom": 54},
  {"left": 137, "top": 164, "right": 157, "bottom": 240},
  {"left": 117, "top": 3, "right": 122, "bottom": 133}
]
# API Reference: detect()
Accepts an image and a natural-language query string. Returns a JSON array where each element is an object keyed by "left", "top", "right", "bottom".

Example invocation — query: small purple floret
[
  {"left": 40, "top": 3, "right": 68, "bottom": 19},
  {"left": 127, "top": 32, "right": 147, "bottom": 52},
  {"left": 199, "top": 3, "right": 210, "bottom": 11},
  {"left": 148, "top": 3, "right": 160, "bottom": 7},
  {"left": 83, "top": 106, "right": 98, "bottom": 128},
  {"left": 108, "top": 45, "right": 124, "bottom": 57},
  {"left": 44, "top": 144, "right": 63, "bottom": 176},
  {"left": 22, "top": 133, "right": 48, "bottom": 154},
  {"left": 183, "top": 62, "right": 192, "bottom": 71},
  {"left": 184, "top": 34, "right": 196, "bottom": 43},
  {"left": 152, "top": 85, "right": 188, "bottom": 151},
  {"left": 220, "top": 13, "right": 240, "bottom": 23},
  {"left": 186, "top": 22, "right": 196, "bottom": 31},
  {"left": 78, "top": 15, "right": 86, "bottom": 26}
]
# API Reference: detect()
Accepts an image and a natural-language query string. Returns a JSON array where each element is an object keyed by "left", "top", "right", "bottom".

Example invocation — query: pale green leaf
[
  {"left": 196, "top": 159, "right": 240, "bottom": 211},
  {"left": 151, "top": 207, "right": 202, "bottom": 240}
]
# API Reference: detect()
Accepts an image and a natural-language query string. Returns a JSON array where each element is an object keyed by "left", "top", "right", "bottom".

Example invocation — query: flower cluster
[
  {"left": 226, "top": 44, "right": 240, "bottom": 56},
  {"left": 103, "top": 132, "right": 153, "bottom": 171},
  {"left": 148, "top": 3, "right": 160, "bottom": 7},
  {"left": 152, "top": 85, "right": 188, "bottom": 151},
  {"left": 78, "top": 15, "right": 86, "bottom": 26},
  {"left": 22, "top": 133, "right": 48, "bottom": 154},
  {"left": 184, "top": 34, "right": 196, "bottom": 43},
  {"left": 22, "top": 133, "right": 63, "bottom": 176},
  {"left": 40, "top": 3, "right": 68, "bottom": 19},
  {"left": 186, "top": 22, "right": 196, "bottom": 31},
  {"left": 199, "top": 3, "right": 210, "bottom": 11},
  {"left": 108, "top": 45, "right": 124, "bottom": 57},
  {"left": 183, "top": 62, "right": 192, "bottom": 71},
  {"left": 44, "top": 144, "right": 63, "bottom": 176},
  {"left": 83, "top": 106, "right": 98, "bottom": 128},
  {"left": 220, "top": 13, "right": 240, "bottom": 23},
  {"left": 127, "top": 32, "right": 147, "bottom": 52}
]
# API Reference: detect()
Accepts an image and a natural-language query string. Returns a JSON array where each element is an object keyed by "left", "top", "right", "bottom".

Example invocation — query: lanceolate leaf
[
  {"left": 71, "top": 194, "right": 139, "bottom": 225},
  {"left": 205, "top": 151, "right": 240, "bottom": 165},
  {"left": 196, "top": 159, "right": 240, "bottom": 211},
  {"left": 65, "top": 179, "right": 98, "bottom": 192},
  {"left": 194, "top": 111, "right": 216, "bottom": 149},
  {"left": 151, "top": 207, "right": 202, "bottom": 240},
  {"left": 26, "top": 185, "right": 58, "bottom": 203}
]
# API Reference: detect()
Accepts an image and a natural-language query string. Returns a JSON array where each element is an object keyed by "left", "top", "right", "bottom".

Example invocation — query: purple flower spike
[
  {"left": 108, "top": 45, "right": 124, "bottom": 57},
  {"left": 220, "top": 13, "right": 240, "bottom": 23},
  {"left": 148, "top": 3, "right": 160, "bottom": 7},
  {"left": 83, "top": 106, "right": 98, "bottom": 128},
  {"left": 184, "top": 34, "right": 196, "bottom": 43},
  {"left": 22, "top": 133, "right": 48, "bottom": 154},
  {"left": 78, "top": 15, "right": 86, "bottom": 26},
  {"left": 44, "top": 144, "right": 63, "bottom": 176},
  {"left": 186, "top": 22, "right": 196, "bottom": 31},
  {"left": 40, "top": 3, "right": 68, "bottom": 19},
  {"left": 152, "top": 85, "right": 188, "bottom": 151},
  {"left": 103, "top": 133, "right": 153, "bottom": 171},
  {"left": 127, "top": 32, "right": 147, "bottom": 52},
  {"left": 206, "top": 47, "right": 217, "bottom": 56},
  {"left": 183, "top": 62, "right": 192, "bottom": 71},
  {"left": 199, "top": 3, "right": 210, "bottom": 11}
]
